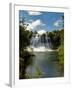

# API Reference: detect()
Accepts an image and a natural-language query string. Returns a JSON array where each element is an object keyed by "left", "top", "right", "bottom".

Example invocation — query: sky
[{"left": 19, "top": 10, "right": 64, "bottom": 32}]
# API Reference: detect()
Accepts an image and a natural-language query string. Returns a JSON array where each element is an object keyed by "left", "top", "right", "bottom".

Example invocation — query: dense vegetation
[
  {"left": 19, "top": 17, "right": 64, "bottom": 79},
  {"left": 19, "top": 23, "right": 34, "bottom": 79},
  {"left": 48, "top": 29, "right": 64, "bottom": 71},
  {"left": 57, "top": 30, "right": 64, "bottom": 71}
]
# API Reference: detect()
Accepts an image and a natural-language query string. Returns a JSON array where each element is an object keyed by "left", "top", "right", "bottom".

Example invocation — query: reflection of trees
[{"left": 19, "top": 50, "right": 34, "bottom": 79}]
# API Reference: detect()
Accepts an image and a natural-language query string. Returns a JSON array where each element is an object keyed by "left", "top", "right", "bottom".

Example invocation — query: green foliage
[
  {"left": 58, "top": 29, "right": 64, "bottom": 71},
  {"left": 48, "top": 29, "right": 64, "bottom": 70},
  {"left": 60, "top": 29, "right": 64, "bottom": 45},
  {"left": 48, "top": 30, "right": 61, "bottom": 49},
  {"left": 19, "top": 20, "right": 34, "bottom": 79},
  {"left": 58, "top": 45, "right": 64, "bottom": 64},
  {"left": 19, "top": 25, "right": 33, "bottom": 51},
  {"left": 19, "top": 50, "right": 35, "bottom": 79}
]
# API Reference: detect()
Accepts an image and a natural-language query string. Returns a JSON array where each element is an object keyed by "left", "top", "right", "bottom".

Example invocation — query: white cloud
[
  {"left": 28, "top": 11, "right": 42, "bottom": 15},
  {"left": 31, "top": 20, "right": 42, "bottom": 28},
  {"left": 26, "top": 24, "right": 33, "bottom": 31},
  {"left": 54, "top": 19, "right": 62, "bottom": 27},
  {"left": 54, "top": 21, "right": 59, "bottom": 27},
  {"left": 37, "top": 30, "right": 46, "bottom": 35},
  {"left": 27, "top": 19, "right": 45, "bottom": 31}
]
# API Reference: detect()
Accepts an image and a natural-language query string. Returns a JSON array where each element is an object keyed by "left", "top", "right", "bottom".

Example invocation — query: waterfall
[{"left": 30, "top": 33, "right": 52, "bottom": 52}]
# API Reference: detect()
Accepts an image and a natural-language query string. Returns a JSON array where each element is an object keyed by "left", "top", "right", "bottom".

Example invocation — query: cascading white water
[{"left": 30, "top": 32, "right": 52, "bottom": 52}]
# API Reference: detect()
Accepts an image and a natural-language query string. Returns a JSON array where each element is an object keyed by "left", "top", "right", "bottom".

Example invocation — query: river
[{"left": 25, "top": 51, "right": 64, "bottom": 78}]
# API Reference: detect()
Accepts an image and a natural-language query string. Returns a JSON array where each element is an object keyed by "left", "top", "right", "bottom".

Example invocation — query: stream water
[{"left": 25, "top": 51, "right": 64, "bottom": 78}]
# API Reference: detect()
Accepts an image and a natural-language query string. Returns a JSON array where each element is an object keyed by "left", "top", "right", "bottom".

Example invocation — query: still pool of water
[{"left": 25, "top": 51, "right": 64, "bottom": 78}]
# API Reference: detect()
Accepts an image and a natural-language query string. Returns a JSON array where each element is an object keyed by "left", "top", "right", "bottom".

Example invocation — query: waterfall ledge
[{"left": 30, "top": 46, "right": 53, "bottom": 52}]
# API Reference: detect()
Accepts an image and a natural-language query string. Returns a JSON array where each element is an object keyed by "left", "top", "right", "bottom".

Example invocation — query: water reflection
[{"left": 25, "top": 51, "right": 64, "bottom": 78}]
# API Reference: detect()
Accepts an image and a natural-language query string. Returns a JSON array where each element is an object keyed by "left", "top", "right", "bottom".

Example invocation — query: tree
[
  {"left": 48, "top": 30, "right": 61, "bottom": 49},
  {"left": 19, "top": 17, "right": 34, "bottom": 79}
]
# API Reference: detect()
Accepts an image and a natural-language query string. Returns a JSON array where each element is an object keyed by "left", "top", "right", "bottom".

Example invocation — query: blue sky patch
[{"left": 19, "top": 10, "right": 64, "bottom": 32}]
